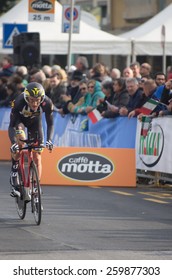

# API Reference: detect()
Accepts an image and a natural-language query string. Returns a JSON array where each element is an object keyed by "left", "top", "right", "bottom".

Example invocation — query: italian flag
[
  {"left": 88, "top": 108, "right": 103, "bottom": 124},
  {"left": 139, "top": 98, "right": 159, "bottom": 115},
  {"left": 141, "top": 116, "right": 152, "bottom": 137}
]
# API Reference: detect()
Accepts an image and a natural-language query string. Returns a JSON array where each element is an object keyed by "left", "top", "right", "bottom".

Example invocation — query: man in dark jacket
[
  {"left": 0, "top": 56, "right": 16, "bottom": 78},
  {"left": 119, "top": 78, "right": 143, "bottom": 116}
]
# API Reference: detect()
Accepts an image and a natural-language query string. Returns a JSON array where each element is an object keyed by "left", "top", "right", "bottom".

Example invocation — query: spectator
[
  {"left": 66, "top": 65, "right": 77, "bottom": 84},
  {"left": 51, "top": 65, "right": 61, "bottom": 75},
  {"left": 28, "top": 67, "right": 40, "bottom": 82},
  {"left": 138, "top": 76, "right": 149, "bottom": 91},
  {"left": 62, "top": 80, "right": 89, "bottom": 114},
  {"left": 102, "top": 78, "right": 129, "bottom": 118},
  {"left": 42, "top": 65, "right": 52, "bottom": 78},
  {"left": 0, "top": 76, "right": 8, "bottom": 101},
  {"left": 90, "top": 62, "right": 111, "bottom": 82},
  {"left": 9, "top": 74, "right": 25, "bottom": 94},
  {"left": 122, "top": 67, "right": 133, "bottom": 79},
  {"left": 159, "top": 96, "right": 172, "bottom": 117},
  {"left": 119, "top": 78, "right": 143, "bottom": 116},
  {"left": 16, "top": 65, "right": 28, "bottom": 87},
  {"left": 49, "top": 73, "right": 66, "bottom": 109},
  {"left": 110, "top": 68, "right": 121, "bottom": 80},
  {"left": 61, "top": 70, "right": 84, "bottom": 114},
  {"left": 130, "top": 61, "right": 141, "bottom": 81},
  {"left": 75, "top": 56, "right": 89, "bottom": 75},
  {"left": 140, "top": 62, "right": 152, "bottom": 78},
  {"left": 84, "top": 79, "right": 105, "bottom": 114},
  {"left": 97, "top": 80, "right": 114, "bottom": 113},
  {"left": 0, "top": 56, "right": 16, "bottom": 78},
  {"left": 128, "top": 79, "right": 158, "bottom": 118},
  {"left": 153, "top": 72, "right": 167, "bottom": 100},
  {"left": 0, "top": 82, "right": 20, "bottom": 107},
  {"left": 159, "top": 79, "right": 172, "bottom": 105},
  {"left": 154, "top": 72, "right": 166, "bottom": 86},
  {"left": 57, "top": 68, "right": 68, "bottom": 85},
  {"left": 30, "top": 70, "right": 46, "bottom": 84}
]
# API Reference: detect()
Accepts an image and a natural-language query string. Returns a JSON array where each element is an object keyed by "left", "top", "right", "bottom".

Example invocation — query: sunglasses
[
  {"left": 88, "top": 85, "right": 94, "bottom": 89},
  {"left": 80, "top": 87, "right": 87, "bottom": 91}
]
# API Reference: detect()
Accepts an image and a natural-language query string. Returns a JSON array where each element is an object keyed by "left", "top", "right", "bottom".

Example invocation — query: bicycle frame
[{"left": 20, "top": 149, "right": 33, "bottom": 188}]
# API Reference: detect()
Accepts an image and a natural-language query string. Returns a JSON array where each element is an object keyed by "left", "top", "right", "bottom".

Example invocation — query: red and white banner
[{"left": 88, "top": 109, "right": 102, "bottom": 124}]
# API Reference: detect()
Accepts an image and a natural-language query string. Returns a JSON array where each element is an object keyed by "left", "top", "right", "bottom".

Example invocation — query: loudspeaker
[{"left": 13, "top": 32, "right": 41, "bottom": 66}]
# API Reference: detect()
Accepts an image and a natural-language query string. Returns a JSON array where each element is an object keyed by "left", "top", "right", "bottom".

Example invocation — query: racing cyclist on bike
[{"left": 8, "top": 82, "right": 54, "bottom": 199}]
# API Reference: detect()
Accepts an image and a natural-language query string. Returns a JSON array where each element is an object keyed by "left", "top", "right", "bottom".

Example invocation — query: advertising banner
[
  {"left": 28, "top": 0, "right": 55, "bottom": 22},
  {"left": 136, "top": 116, "right": 172, "bottom": 173},
  {"left": 41, "top": 147, "right": 136, "bottom": 187}
]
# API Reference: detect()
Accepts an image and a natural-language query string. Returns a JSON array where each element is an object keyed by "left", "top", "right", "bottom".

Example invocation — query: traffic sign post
[
  {"left": 3, "top": 23, "right": 28, "bottom": 49},
  {"left": 62, "top": 5, "right": 80, "bottom": 33}
]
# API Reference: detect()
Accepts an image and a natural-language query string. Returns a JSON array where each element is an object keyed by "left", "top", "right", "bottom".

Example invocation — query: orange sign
[
  {"left": 41, "top": 147, "right": 136, "bottom": 187},
  {"left": 0, "top": 131, "right": 11, "bottom": 160},
  {"left": 28, "top": 0, "right": 55, "bottom": 21}
]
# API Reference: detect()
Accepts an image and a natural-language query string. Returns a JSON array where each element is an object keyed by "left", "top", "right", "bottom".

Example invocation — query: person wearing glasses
[
  {"left": 8, "top": 82, "right": 54, "bottom": 198},
  {"left": 62, "top": 80, "right": 89, "bottom": 114},
  {"left": 83, "top": 80, "right": 105, "bottom": 114}
]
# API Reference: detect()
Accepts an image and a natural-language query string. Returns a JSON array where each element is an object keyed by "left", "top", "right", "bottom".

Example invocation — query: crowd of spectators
[{"left": 1, "top": 55, "right": 172, "bottom": 119}]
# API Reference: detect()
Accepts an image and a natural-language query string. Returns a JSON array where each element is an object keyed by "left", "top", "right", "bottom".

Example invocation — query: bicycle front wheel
[{"left": 30, "top": 161, "right": 42, "bottom": 225}]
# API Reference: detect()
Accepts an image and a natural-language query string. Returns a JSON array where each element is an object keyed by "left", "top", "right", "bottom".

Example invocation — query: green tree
[{"left": 0, "top": 0, "right": 18, "bottom": 16}]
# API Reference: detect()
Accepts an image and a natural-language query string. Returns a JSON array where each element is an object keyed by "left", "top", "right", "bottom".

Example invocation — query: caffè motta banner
[
  {"left": 28, "top": 0, "right": 55, "bottom": 22},
  {"left": 41, "top": 147, "right": 136, "bottom": 187}
]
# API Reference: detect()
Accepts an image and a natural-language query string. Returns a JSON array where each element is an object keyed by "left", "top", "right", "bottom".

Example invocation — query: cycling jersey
[{"left": 8, "top": 93, "right": 54, "bottom": 145}]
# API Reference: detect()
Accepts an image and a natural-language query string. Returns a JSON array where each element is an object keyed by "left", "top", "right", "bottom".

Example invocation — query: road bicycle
[{"left": 15, "top": 135, "right": 44, "bottom": 225}]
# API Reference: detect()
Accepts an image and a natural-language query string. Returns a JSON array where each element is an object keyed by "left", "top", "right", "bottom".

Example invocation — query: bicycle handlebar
[{"left": 19, "top": 138, "right": 45, "bottom": 150}]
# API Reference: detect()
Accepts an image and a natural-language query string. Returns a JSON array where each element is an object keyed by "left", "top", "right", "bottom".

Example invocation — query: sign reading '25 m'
[{"left": 28, "top": 0, "right": 55, "bottom": 22}]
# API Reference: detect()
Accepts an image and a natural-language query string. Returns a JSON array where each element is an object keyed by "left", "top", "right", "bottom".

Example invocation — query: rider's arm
[
  {"left": 43, "top": 96, "right": 54, "bottom": 141},
  {"left": 8, "top": 95, "right": 24, "bottom": 144},
  {"left": 8, "top": 108, "right": 20, "bottom": 144}
]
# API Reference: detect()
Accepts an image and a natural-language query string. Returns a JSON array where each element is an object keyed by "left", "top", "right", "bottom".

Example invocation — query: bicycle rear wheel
[
  {"left": 15, "top": 169, "right": 26, "bottom": 220},
  {"left": 30, "top": 162, "right": 42, "bottom": 225}
]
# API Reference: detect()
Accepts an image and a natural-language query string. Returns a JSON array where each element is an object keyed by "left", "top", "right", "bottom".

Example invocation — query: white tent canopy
[
  {"left": 0, "top": 0, "right": 130, "bottom": 55},
  {"left": 121, "top": 3, "right": 172, "bottom": 55}
]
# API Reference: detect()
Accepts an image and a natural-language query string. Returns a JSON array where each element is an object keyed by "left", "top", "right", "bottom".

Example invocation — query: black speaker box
[{"left": 13, "top": 32, "right": 41, "bottom": 66}]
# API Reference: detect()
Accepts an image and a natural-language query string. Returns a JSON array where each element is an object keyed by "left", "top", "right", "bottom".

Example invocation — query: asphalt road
[{"left": 0, "top": 161, "right": 172, "bottom": 260}]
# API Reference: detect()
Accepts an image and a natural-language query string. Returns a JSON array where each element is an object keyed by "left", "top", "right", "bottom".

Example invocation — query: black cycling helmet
[{"left": 24, "top": 82, "right": 45, "bottom": 103}]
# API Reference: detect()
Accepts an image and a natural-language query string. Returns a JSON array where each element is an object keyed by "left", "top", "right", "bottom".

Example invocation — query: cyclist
[{"left": 8, "top": 82, "right": 54, "bottom": 199}]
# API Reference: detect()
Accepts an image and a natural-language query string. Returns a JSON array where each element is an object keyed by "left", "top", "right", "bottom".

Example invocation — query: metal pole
[
  {"left": 161, "top": 25, "right": 166, "bottom": 74},
  {"left": 162, "top": 42, "right": 166, "bottom": 74},
  {"left": 131, "top": 38, "right": 136, "bottom": 63},
  {"left": 67, "top": 0, "right": 74, "bottom": 70}
]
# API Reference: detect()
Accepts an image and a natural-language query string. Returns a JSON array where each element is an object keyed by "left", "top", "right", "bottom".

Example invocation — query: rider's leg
[
  {"left": 11, "top": 127, "right": 25, "bottom": 163},
  {"left": 10, "top": 127, "right": 26, "bottom": 196}
]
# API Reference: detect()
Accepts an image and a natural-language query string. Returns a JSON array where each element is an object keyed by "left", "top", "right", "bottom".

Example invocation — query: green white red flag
[
  {"left": 139, "top": 98, "right": 159, "bottom": 115},
  {"left": 140, "top": 116, "right": 152, "bottom": 137}
]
